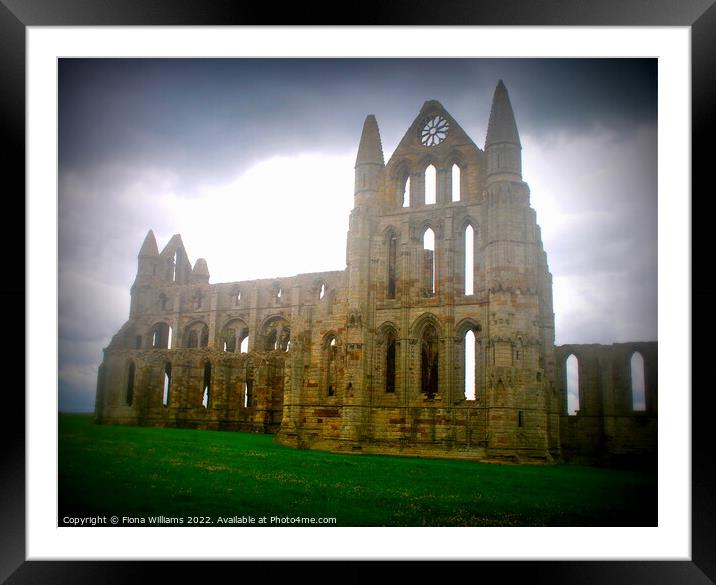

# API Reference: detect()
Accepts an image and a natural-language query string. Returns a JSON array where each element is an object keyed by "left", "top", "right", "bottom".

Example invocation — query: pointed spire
[
  {"left": 138, "top": 229, "right": 158, "bottom": 257},
  {"left": 192, "top": 258, "right": 210, "bottom": 283},
  {"left": 355, "top": 115, "right": 384, "bottom": 167},
  {"left": 485, "top": 80, "right": 521, "bottom": 148},
  {"left": 193, "top": 258, "right": 209, "bottom": 276}
]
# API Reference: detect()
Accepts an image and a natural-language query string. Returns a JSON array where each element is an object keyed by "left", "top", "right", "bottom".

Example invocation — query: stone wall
[{"left": 555, "top": 342, "right": 657, "bottom": 466}]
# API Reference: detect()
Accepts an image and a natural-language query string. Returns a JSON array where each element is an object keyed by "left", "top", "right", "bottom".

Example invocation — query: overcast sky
[{"left": 58, "top": 58, "right": 657, "bottom": 412}]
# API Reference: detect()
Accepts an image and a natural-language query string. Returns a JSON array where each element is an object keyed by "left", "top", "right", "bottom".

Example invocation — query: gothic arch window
[
  {"left": 183, "top": 322, "right": 209, "bottom": 348},
  {"left": 422, "top": 227, "right": 436, "bottom": 297},
  {"left": 202, "top": 361, "right": 212, "bottom": 408},
  {"left": 324, "top": 334, "right": 338, "bottom": 396},
  {"left": 240, "top": 335, "right": 249, "bottom": 353},
  {"left": 220, "top": 319, "right": 248, "bottom": 353},
  {"left": 150, "top": 322, "right": 170, "bottom": 349},
  {"left": 385, "top": 330, "right": 397, "bottom": 393},
  {"left": 244, "top": 360, "right": 254, "bottom": 408},
  {"left": 424, "top": 164, "right": 436, "bottom": 205},
  {"left": 261, "top": 317, "right": 290, "bottom": 351},
  {"left": 456, "top": 320, "right": 481, "bottom": 401},
  {"left": 464, "top": 223, "right": 475, "bottom": 295},
  {"left": 234, "top": 289, "right": 242, "bottom": 306},
  {"left": 402, "top": 175, "right": 411, "bottom": 208},
  {"left": 630, "top": 351, "right": 646, "bottom": 411},
  {"left": 451, "top": 164, "right": 461, "bottom": 202},
  {"left": 272, "top": 282, "right": 283, "bottom": 301},
  {"left": 162, "top": 363, "right": 172, "bottom": 407},
  {"left": 464, "top": 329, "right": 476, "bottom": 400},
  {"left": 566, "top": 354, "right": 579, "bottom": 415},
  {"left": 319, "top": 282, "right": 326, "bottom": 300},
  {"left": 420, "top": 323, "right": 439, "bottom": 399},
  {"left": 126, "top": 362, "right": 135, "bottom": 406},
  {"left": 387, "top": 231, "right": 398, "bottom": 299}
]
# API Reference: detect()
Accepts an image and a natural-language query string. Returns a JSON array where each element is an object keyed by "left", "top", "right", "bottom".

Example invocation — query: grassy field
[{"left": 58, "top": 414, "right": 656, "bottom": 527}]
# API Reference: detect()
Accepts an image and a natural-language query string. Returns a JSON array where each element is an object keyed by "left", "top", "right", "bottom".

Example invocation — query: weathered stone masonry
[{"left": 95, "top": 81, "right": 657, "bottom": 464}]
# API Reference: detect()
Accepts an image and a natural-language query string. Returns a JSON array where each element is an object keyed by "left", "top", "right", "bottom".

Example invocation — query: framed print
[{"left": 6, "top": 0, "right": 713, "bottom": 583}]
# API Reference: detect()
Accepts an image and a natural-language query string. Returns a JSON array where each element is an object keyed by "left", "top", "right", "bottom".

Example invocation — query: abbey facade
[{"left": 94, "top": 82, "right": 657, "bottom": 465}]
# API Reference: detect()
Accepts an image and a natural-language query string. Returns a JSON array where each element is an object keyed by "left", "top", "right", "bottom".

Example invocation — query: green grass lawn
[{"left": 58, "top": 414, "right": 656, "bottom": 527}]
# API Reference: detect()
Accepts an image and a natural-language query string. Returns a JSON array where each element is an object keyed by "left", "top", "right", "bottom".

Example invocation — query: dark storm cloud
[{"left": 59, "top": 59, "right": 656, "bottom": 191}]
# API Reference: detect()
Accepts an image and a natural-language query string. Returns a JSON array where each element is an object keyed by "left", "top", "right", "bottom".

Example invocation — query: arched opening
[
  {"left": 202, "top": 361, "right": 211, "bottom": 408},
  {"left": 167, "top": 326, "right": 172, "bottom": 350},
  {"left": 566, "top": 354, "right": 579, "bottom": 415},
  {"left": 162, "top": 363, "right": 172, "bottom": 407},
  {"left": 422, "top": 228, "right": 436, "bottom": 297},
  {"left": 172, "top": 251, "right": 177, "bottom": 282},
  {"left": 325, "top": 335, "right": 338, "bottom": 396},
  {"left": 234, "top": 289, "right": 242, "bottom": 305},
  {"left": 240, "top": 335, "right": 249, "bottom": 353},
  {"left": 424, "top": 164, "right": 436, "bottom": 205},
  {"left": 150, "top": 322, "right": 170, "bottom": 349},
  {"left": 244, "top": 380, "right": 253, "bottom": 408},
  {"left": 262, "top": 317, "right": 291, "bottom": 351},
  {"left": 464, "top": 329, "right": 476, "bottom": 400},
  {"left": 402, "top": 176, "right": 411, "bottom": 207},
  {"left": 184, "top": 322, "right": 209, "bottom": 348},
  {"left": 464, "top": 224, "right": 474, "bottom": 295},
  {"left": 244, "top": 360, "right": 254, "bottom": 408},
  {"left": 451, "top": 164, "right": 461, "bottom": 202},
  {"left": 220, "top": 320, "right": 248, "bottom": 353},
  {"left": 387, "top": 233, "right": 397, "bottom": 299},
  {"left": 630, "top": 351, "right": 646, "bottom": 411},
  {"left": 420, "top": 323, "right": 439, "bottom": 399},
  {"left": 126, "top": 362, "right": 135, "bottom": 406},
  {"left": 319, "top": 283, "right": 326, "bottom": 300},
  {"left": 386, "top": 331, "right": 396, "bottom": 393},
  {"left": 159, "top": 292, "right": 168, "bottom": 311}
]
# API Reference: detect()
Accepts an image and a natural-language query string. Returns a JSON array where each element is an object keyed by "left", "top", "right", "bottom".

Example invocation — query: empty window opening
[
  {"left": 167, "top": 326, "right": 172, "bottom": 350},
  {"left": 244, "top": 380, "right": 253, "bottom": 408},
  {"left": 386, "top": 333, "right": 396, "bottom": 393},
  {"left": 162, "top": 363, "right": 172, "bottom": 407},
  {"left": 402, "top": 176, "right": 411, "bottom": 207},
  {"left": 126, "top": 362, "right": 135, "bottom": 406},
  {"left": 319, "top": 283, "right": 326, "bottom": 300},
  {"left": 451, "top": 164, "right": 461, "bottom": 202},
  {"left": 202, "top": 362, "right": 211, "bottom": 408},
  {"left": 566, "top": 354, "right": 579, "bottom": 415},
  {"left": 425, "top": 164, "right": 436, "bottom": 205},
  {"left": 464, "top": 330, "right": 476, "bottom": 400},
  {"left": 240, "top": 335, "right": 249, "bottom": 353},
  {"left": 422, "top": 228, "right": 436, "bottom": 297},
  {"left": 421, "top": 324, "right": 439, "bottom": 399},
  {"left": 150, "top": 322, "right": 169, "bottom": 349},
  {"left": 464, "top": 224, "right": 474, "bottom": 295},
  {"left": 235, "top": 290, "right": 242, "bottom": 305},
  {"left": 326, "top": 336, "right": 338, "bottom": 396},
  {"left": 630, "top": 351, "right": 646, "bottom": 411},
  {"left": 159, "top": 292, "right": 168, "bottom": 311},
  {"left": 188, "top": 330, "right": 198, "bottom": 348},
  {"left": 387, "top": 235, "right": 397, "bottom": 299},
  {"left": 518, "top": 410, "right": 524, "bottom": 427},
  {"left": 172, "top": 251, "right": 178, "bottom": 282}
]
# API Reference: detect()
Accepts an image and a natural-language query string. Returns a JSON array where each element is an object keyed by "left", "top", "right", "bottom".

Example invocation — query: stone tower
[{"left": 289, "top": 81, "right": 561, "bottom": 462}]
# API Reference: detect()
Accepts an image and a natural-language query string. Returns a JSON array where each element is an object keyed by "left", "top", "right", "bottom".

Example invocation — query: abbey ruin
[{"left": 94, "top": 81, "right": 657, "bottom": 465}]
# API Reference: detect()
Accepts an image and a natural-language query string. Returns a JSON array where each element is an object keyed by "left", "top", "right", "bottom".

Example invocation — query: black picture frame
[{"left": 6, "top": 1, "right": 712, "bottom": 583}]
